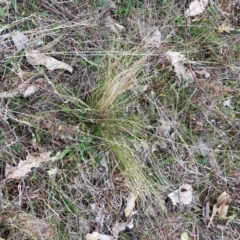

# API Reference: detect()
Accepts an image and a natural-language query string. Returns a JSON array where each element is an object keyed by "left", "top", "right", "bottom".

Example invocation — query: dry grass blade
[{"left": 93, "top": 54, "right": 147, "bottom": 117}]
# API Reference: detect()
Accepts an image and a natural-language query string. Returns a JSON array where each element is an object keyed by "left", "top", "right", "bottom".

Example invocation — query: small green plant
[{"left": 57, "top": 135, "right": 98, "bottom": 163}]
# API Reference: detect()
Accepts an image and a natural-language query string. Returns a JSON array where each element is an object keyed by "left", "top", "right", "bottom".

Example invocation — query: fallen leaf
[
  {"left": 23, "top": 85, "right": 38, "bottom": 97},
  {"left": 218, "top": 20, "right": 234, "bottom": 33},
  {"left": 185, "top": 0, "right": 209, "bottom": 18},
  {"left": 85, "top": 232, "right": 113, "bottom": 240},
  {"left": 168, "top": 184, "right": 193, "bottom": 206},
  {"left": 26, "top": 49, "right": 73, "bottom": 72},
  {"left": 223, "top": 98, "right": 232, "bottom": 108},
  {"left": 105, "top": 15, "right": 125, "bottom": 33},
  {"left": 124, "top": 192, "right": 137, "bottom": 218},
  {"left": 110, "top": 192, "right": 137, "bottom": 239},
  {"left": 5, "top": 152, "right": 57, "bottom": 179},
  {"left": 47, "top": 167, "right": 58, "bottom": 177},
  {"left": 179, "top": 184, "right": 193, "bottom": 205},
  {"left": 0, "top": 81, "right": 40, "bottom": 99},
  {"left": 180, "top": 232, "right": 190, "bottom": 240},
  {"left": 112, "top": 222, "right": 128, "bottom": 239},
  {"left": 217, "top": 192, "right": 231, "bottom": 218},
  {"left": 12, "top": 31, "right": 29, "bottom": 51},
  {"left": 195, "top": 69, "right": 210, "bottom": 78},
  {"left": 139, "top": 22, "right": 162, "bottom": 48},
  {"left": 208, "top": 191, "right": 232, "bottom": 228},
  {"left": 144, "top": 26, "right": 161, "bottom": 48},
  {"left": 166, "top": 51, "right": 195, "bottom": 84},
  {"left": 218, "top": 0, "right": 234, "bottom": 14}
]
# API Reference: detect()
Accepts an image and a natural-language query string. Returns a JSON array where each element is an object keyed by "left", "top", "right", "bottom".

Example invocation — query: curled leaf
[
  {"left": 218, "top": 20, "right": 234, "bottom": 33},
  {"left": 166, "top": 51, "right": 195, "bottom": 84},
  {"left": 185, "top": 0, "right": 209, "bottom": 18},
  {"left": 23, "top": 85, "right": 38, "bottom": 97},
  {"left": 124, "top": 192, "right": 137, "bottom": 218},
  {"left": 208, "top": 191, "right": 232, "bottom": 228},
  {"left": 168, "top": 184, "right": 193, "bottom": 206},
  {"left": 26, "top": 49, "right": 73, "bottom": 72},
  {"left": 138, "top": 21, "right": 162, "bottom": 48}
]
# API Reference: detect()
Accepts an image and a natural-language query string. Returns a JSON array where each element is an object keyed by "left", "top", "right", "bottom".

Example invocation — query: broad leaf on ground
[
  {"left": 124, "top": 192, "right": 138, "bottom": 218},
  {"left": 26, "top": 49, "right": 73, "bottom": 72},
  {"left": 5, "top": 152, "right": 57, "bottom": 179},
  {"left": 166, "top": 51, "right": 195, "bottom": 84},
  {"left": 185, "top": 0, "right": 209, "bottom": 18},
  {"left": 218, "top": 20, "right": 234, "bottom": 33},
  {"left": 12, "top": 31, "right": 29, "bottom": 51},
  {"left": 168, "top": 184, "right": 193, "bottom": 205},
  {"left": 138, "top": 21, "right": 162, "bottom": 48}
]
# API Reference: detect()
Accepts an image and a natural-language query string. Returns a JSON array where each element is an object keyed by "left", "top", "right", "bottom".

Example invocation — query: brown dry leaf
[
  {"left": 124, "top": 192, "right": 138, "bottom": 218},
  {"left": 185, "top": 0, "right": 209, "bottom": 18},
  {"left": 218, "top": 0, "right": 234, "bottom": 14},
  {"left": 85, "top": 232, "right": 113, "bottom": 240},
  {"left": 218, "top": 20, "right": 233, "bottom": 33},
  {"left": 5, "top": 152, "right": 57, "bottom": 179},
  {"left": 208, "top": 191, "right": 232, "bottom": 228},
  {"left": 168, "top": 184, "right": 193, "bottom": 206},
  {"left": 166, "top": 51, "right": 195, "bottom": 84},
  {"left": 26, "top": 49, "right": 73, "bottom": 72}
]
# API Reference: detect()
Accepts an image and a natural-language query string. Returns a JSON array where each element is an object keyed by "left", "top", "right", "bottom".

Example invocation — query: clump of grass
[{"left": 86, "top": 51, "right": 167, "bottom": 209}]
